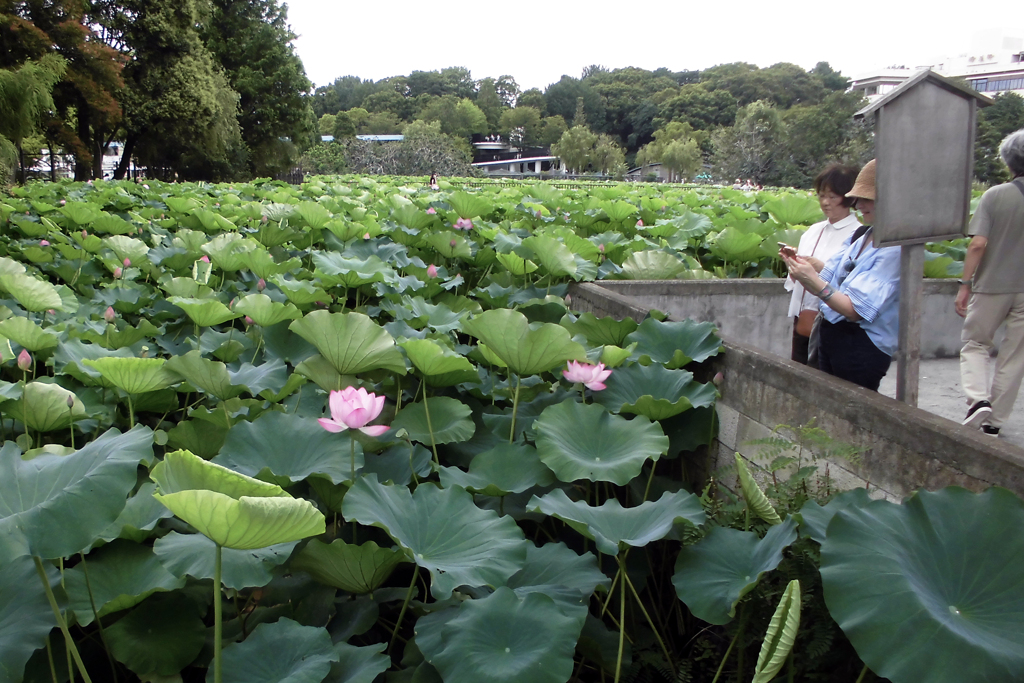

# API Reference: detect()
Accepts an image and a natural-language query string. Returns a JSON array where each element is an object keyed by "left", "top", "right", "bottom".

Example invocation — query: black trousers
[
  {"left": 791, "top": 320, "right": 810, "bottom": 365},
  {"left": 817, "top": 319, "right": 892, "bottom": 392}
]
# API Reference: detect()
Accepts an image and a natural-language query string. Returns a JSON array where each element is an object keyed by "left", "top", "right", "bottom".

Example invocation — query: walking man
[{"left": 957, "top": 128, "right": 1024, "bottom": 436}]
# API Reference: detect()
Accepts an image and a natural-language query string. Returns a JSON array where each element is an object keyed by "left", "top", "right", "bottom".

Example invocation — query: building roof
[
  {"left": 855, "top": 69, "right": 994, "bottom": 118},
  {"left": 472, "top": 156, "right": 558, "bottom": 167},
  {"left": 356, "top": 135, "right": 404, "bottom": 142}
]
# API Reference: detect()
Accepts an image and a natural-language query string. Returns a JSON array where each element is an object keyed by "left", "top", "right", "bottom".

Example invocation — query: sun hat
[{"left": 846, "top": 159, "right": 876, "bottom": 201}]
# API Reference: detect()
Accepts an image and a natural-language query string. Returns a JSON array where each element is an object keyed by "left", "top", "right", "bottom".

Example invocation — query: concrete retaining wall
[
  {"left": 595, "top": 279, "right": 965, "bottom": 359},
  {"left": 568, "top": 282, "right": 1024, "bottom": 500}
]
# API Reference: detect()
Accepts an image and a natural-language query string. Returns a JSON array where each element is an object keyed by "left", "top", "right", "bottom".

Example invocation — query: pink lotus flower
[
  {"left": 563, "top": 361, "right": 612, "bottom": 391},
  {"left": 363, "top": 233, "right": 371, "bottom": 240},
  {"left": 113, "top": 267, "right": 122, "bottom": 278},
  {"left": 17, "top": 349, "right": 31, "bottom": 371},
  {"left": 318, "top": 386, "right": 390, "bottom": 436},
  {"left": 454, "top": 217, "right": 473, "bottom": 230},
  {"left": 426, "top": 207, "right": 436, "bottom": 214},
  {"left": 123, "top": 258, "right": 131, "bottom": 267},
  {"left": 427, "top": 264, "right": 438, "bottom": 278},
  {"left": 257, "top": 278, "right": 266, "bottom": 291},
  {"left": 200, "top": 255, "right": 210, "bottom": 263},
  {"left": 104, "top": 306, "right": 116, "bottom": 323},
  {"left": 39, "top": 240, "right": 50, "bottom": 247}
]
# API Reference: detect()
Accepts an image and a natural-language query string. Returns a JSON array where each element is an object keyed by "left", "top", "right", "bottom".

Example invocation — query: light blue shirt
[{"left": 818, "top": 228, "right": 902, "bottom": 356}]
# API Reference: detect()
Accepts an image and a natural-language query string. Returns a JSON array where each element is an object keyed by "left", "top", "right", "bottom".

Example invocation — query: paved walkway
[{"left": 878, "top": 358, "right": 1024, "bottom": 449}]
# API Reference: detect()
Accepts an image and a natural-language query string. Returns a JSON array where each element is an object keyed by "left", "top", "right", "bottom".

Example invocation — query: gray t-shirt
[{"left": 968, "top": 179, "right": 1024, "bottom": 293}]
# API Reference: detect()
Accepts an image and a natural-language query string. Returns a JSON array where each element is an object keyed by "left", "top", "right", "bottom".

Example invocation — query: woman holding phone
[
  {"left": 782, "top": 164, "right": 861, "bottom": 364},
  {"left": 780, "top": 160, "right": 902, "bottom": 391}
]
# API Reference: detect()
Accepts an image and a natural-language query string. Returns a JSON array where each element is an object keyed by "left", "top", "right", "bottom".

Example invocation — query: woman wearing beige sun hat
[{"left": 780, "top": 159, "right": 902, "bottom": 391}]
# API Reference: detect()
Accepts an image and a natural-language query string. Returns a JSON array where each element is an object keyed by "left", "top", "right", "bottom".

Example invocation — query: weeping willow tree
[{"left": 0, "top": 54, "right": 67, "bottom": 185}]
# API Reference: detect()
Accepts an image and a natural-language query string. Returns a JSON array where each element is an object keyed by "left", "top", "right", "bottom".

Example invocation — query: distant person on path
[
  {"left": 781, "top": 160, "right": 901, "bottom": 391},
  {"left": 429, "top": 172, "right": 439, "bottom": 190},
  {"left": 956, "top": 129, "right": 1024, "bottom": 436},
  {"left": 783, "top": 163, "right": 861, "bottom": 365}
]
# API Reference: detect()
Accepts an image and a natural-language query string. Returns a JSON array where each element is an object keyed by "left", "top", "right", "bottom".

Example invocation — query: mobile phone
[{"left": 778, "top": 242, "right": 795, "bottom": 250}]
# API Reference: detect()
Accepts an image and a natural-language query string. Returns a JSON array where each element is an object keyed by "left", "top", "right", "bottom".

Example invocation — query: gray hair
[{"left": 1000, "top": 128, "right": 1024, "bottom": 177}]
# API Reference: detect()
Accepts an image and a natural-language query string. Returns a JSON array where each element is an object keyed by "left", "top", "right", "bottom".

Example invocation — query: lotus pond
[{"left": 0, "top": 176, "right": 1020, "bottom": 683}]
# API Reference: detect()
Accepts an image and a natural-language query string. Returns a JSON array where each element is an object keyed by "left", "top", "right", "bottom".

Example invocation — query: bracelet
[
  {"left": 957, "top": 279, "right": 971, "bottom": 286},
  {"left": 817, "top": 283, "right": 836, "bottom": 301}
]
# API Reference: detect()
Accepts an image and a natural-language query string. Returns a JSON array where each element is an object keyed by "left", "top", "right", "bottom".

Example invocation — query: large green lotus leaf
[
  {"left": 619, "top": 250, "right": 689, "bottom": 280},
  {"left": 495, "top": 251, "right": 538, "bottom": 276},
  {"left": 795, "top": 487, "right": 873, "bottom": 544},
  {"left": 343, "top": 476, "right": 528, "bottom": 599},
  {"left": 153, "top": 531, "right": 296, "bottom": 590},
  {"left": 213, "top": 412, "right": 362, "bottom": 485},
  {"left": 313, "top": 252, "right": 391, "bottom": 288},
  {"left": 462, "top": 309, "right": 586, "bottom": 377},
  {"left": 522, "top": 235, "right": 576, "bottom": 278},
  {"left": 99, "top": 482, "right": 174, "bottom": 543},
  {"left": 271, "top": 277, "right": 331, "bottom": 307},
  {"left": 168, "top": 297, "right": 240, "bottom": 327},
  {"left": 425, "top": 231, "right": 473, "bottom": 260},
  {"left": 2, "top": 381, "right": 85, "bottom": 432},
  {"left": 399, "top": 339, "right": 478, "bottom": 387},
  {"left": 151, "top": 450, "right": 325, "bottom": 550},
  {"left": 391, "top": 204, "right": 437, "bottom": 231},
  {"left": 10, "top": 215, "right": 48, "bottom": 238},
  {"left": 560, "top": 312, "right": 638, "bottom": 347},
  {"left": 422, "top": 587, "right": 581, "bottom": 683},
  {"left": 233, "top": 293, "right": 301, "bottom": 327},
  {"left": 506, "top": 542, "right": 610, "bottom": 603},
  {"left": 533, "top": 400, "right": 668, "bottom": 485},
  {"left": 0, "top": 556, "right": 57, "bottom": 683},
  {"left": 296, "top": 200, "right": 334, "bottom": 229},
  {"left": 201, "top": 233, "right": 255, "bottom": 271},
  {"left": 709, "top": 226, "right": 763, "bottom": 262},
  {"left": 323, "top": 642, "right": 390, "bottom": 683},
  {"left": 594, "top": 363, "right": 717, "bottom": 420},
  {"left": 447, "top": 191, "right": 491, "bottom": 219},
  {"left": 291, "top": 539, "right": 405, "bottom": 594},
  {"left": 0, "top": 272, "right": 62, "bottom": 312},
  {"left": 391, "top": 397, "right": 474, "bottom": 445},
  {"left": 438, "top": 443, "right": 555, "bottom": 496},
  {"left": 401, "top": 297, "right": 467, "bottom": 335},
  {"left": 103, "top": 235, "right": 149, "bottom": 265},
  {"left": 80, "top": 320, "right": 161, "bottom": 350},
  {"left": 672, "top": 518, "right": 798, "bottom": 625},
  {"left": 527, "top": 488, "right": 705, "bottom": 556},
  {"left": 624, "top": 318, "right": 722, "bottom": 369},
  {"left": 82, "top": 357, "right": 178, "bottom": 395},
  {"left": 213, "top": 618, "right": 338, "bottom": 683},
  {"left": 0, "top": 426, "right": 153, "bottom": 562},
  {"left": 762, "top": 193, "right": 823, "bottom": 226},
  {"left": 92, "top": 212, "right": 135, "bottom": 235},
  {"left": 599, "top": 200, "right": 638, "bottom": 223},
  {"left": 66, "top": 540, "right": 185, "bottom": 626},
  {"left": 167, "top": 419, "right": 229, "bottom": 459},
  {"left": 289, "top": 311, "right": 406, "bottom": 376},
  {"left": 0, "top": 315, "right": 58, "bottom": 352},
  {"left": 234, "top": 249, "right": 302, "bottom": 279},
  {"left": 820, "top": 487, "right": 1024, "bottom": 683},
  {"left": 59, "top": 201, "right": 101, "bottom": 225},
  {"left": 106, "top": 592, "right": 206, "bottom": 678},
  {"left": 165, "top": 351, "right": 244, "bottom": 400}
]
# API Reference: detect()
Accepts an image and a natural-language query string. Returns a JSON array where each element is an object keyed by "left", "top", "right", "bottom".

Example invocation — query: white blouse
[{"left": 784, "top": 213, "right": 861, "bottom": 318}]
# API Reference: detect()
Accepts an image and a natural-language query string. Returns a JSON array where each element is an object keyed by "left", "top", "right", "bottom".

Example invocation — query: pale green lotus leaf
[
  {"left": 66, "top": 540, "right": 185, "bottom": 626},
  {"left": 496, "top": 251, "right": 538, "bottom": 276},
  {"left": 233, "top": 249, "right": 301, "bottom": 279},
  {"left": 763, "top": 193, "right": 823, "bottom": 226},
  {"left": 3, "top": 381, "right": 85, "bottom": 432},
  {"left": 343, "top": 475, "right": 528, "bottom": 599},
  {"left": 391, "top": 397, "right": 474, "bottom": 445},
  {"left": 151, "top": 450, "right": 325, "bottom": 550},
  {"left": 0, "top": 315, "right": 58, "bottom": 352},
  {"left": 736, "top": 454, "right": 782, "bottom": 525},
  {"left": 447, "top": 191, "right": 492, "bottom": 219},
  {"left": 201, "top": 233, "right": 255, "bottom": 272},
  {"left": 59, "top": 201, "right": 101, "bottom": 225},
  {"left": 270, "top": 277, "right": 332, "bottom": 306},
  {"left": 291, "top": 539, "right": 406, "bottom": 594},
  {"left": 533, "top": 399, "right": 668, "bottom": 485},
  {"left": 522, "top": 235, "right": 577, "bottom": 278},
  {"left": 0, "top": 426, "right": 153, "bottom": 562},
  {"left": 83, "top": 357, "right": 179, "bottom": 395},
  {"left": 296, "top": 201, "right": 333, "bottom": 229},
  {"left": 313, "top": 252, "right": 391, "bottom": 288},
  {"left": 103, "top": 235, "right": 149, "bottom": 265},
  {"left": 462, "top": 309, "right": 586, "bottom": 377},
  {"left": 708, "top": 226, "right": 763, "bottom": 262},
  {"left": 594, "top": 363, "right": 717, "bottom": 420},
  {"left": 618, "top": 250, "right": 690, "bottom": 280},
  {"left": 168, "top": 296, "right": 240, "bottom": 327},
  {"left": 99, "top": 482, "right": 174, "bottom": 543},
  {"left": 399, "top": 338, "right": 478, "bottom": 387},
  {"left": 559, "top": 312, "right": 637, "bottom": 347},
  {"left": 425, "top": 231, "right": 473, "bottom": 259},
  {"left": 92, "top": 213, "right": 135, "bottom": 235},
  {"left": 0, "top": 272, "right": 63, "bottom": 312},
  {"left": 289, "top": 310, "right": 406, "bottom": 375},
  {"left": 392, "top": 204, "right": 438, "bottom": 231},
  {"left": 599, "top": 200, "right": 638, "bottom": 223},
  {"left": 164, "top": 351, "right": 244, "bottom": 400}
]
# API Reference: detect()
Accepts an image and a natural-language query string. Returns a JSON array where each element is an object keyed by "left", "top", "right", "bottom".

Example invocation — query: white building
[{"left": 851, "top": 35, "right": 1024, "bottom": 102}]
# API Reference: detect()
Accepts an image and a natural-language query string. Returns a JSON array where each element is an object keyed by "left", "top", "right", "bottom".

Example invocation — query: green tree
[
  {"left": 777, "top": 90, "right": 868, "bottom": 187},
  {"left": 975, "top": 92, "right": 1024, "bottom": 185},
  {"left": 636, "top": 121, "right": 702, "bottom": 182},
  {"left": 544, "top": 75, "right": 605, "bottom": 132},
  {"left": 419, "top": 96, "right": 487, "bottom": 140},
  {"left": 311, "top": 75, "right": 377, "bottom": 117},
  {"left": 517, "top": 88, "right": 546, "bottom": 114},
  {"left": 711, "top": 100, "right": 787, "bottom": 185},
  {"left": 538, "top": 115, "right": 567, "bottom": 147},
  {"left": 654, "top": 83, "right": 737, "bottom": 131},
  {"left": 475, "top": 77, "right": 504, "bottom": 133},
  {"left": 202, "top": 0, "right": 315, "bottom": 177},
  {"left": 551, "top": 125, "right": 597, "bottom": 174},
  {"left": 499, "top": 106, "right": 542, "bottom": 147},
  {"left": 591, "top": 133, "right": 625, "bottom": 176},
  {"left": 494, "top": 75, "right": 520, "bottom": 108},
  {"left": 362, "top": 88, "right": 416, "bottom": 121},
  {"left": 0, "top": 53, "right": 67, "bottom": 183},
  {"left": 318, "top": 113, "right": 336, "bottom": 136},
  {"left": 332, "top": 111, "right": 356, "bottom": 139}
]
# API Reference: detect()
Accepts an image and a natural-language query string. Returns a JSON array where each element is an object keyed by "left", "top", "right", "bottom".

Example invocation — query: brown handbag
[{"left": 795, "top": 308, "right": 817, "bottom": 337}]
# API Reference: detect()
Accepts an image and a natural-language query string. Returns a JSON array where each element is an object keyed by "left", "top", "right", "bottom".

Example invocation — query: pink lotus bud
[
  {"left": 81, "top": 230, "right": 88, "bottom": 238},
  {"left": 536, "top": 211, "right": 542, "bottom": 218},
  {"left": 245, "top": 316, "right": 254, "bottom": 326},
  {"left": 713, "top": 372, "right": 724, "bottom": 386},
  {"left": 449, "top": 239, "right": 457, "bottom": 248},
  {"left": 104, "top": 306, "right": 116, "bottom": 323},
  {"left": 138, "top": 227, "right": 143, "bottom": 234},
  {"left": 636, "top": 219, "right": 644, "bottom": 227},
  {"left": 427, "top": 264, "right": 438, "bottom": 278},
  {"left": 39, "top": 240, "right": 49, "bottom": 247},
  {"left": 229, "top": 298, "right": 235, "bottom": 309},
  {"left": 25, "top": 211, "right": 29, "bottom": 215},
  {"left": 200, "top": 255, "right": 210, "bottom": 263},
  {"left": 363, "top": 233, "right": 371, "bottom": 240},
  {"left": 261, "top": 215, "right": 269, "bottom": 224},
  {"left": 123, "top": 258, "right": 131, "bottom": 267},
  {"left": 257, "top": 278, "right": 266, "bottom": 291},
  {"left": 59, "top": 199, "right": 66, "bottom": 206},
  {"left": 598, "top": 244, "right": 605, "bottom": 252},
  {"left": 66, "top": 394, "right": 75, "bottom": 408},
  {"left": 426, "top": 207, "right": 436, "bottom": 214},
  {"left": 46, "top": 309, "right": 55, "bottom": 316},
  {"left": 113, "top": 267, "right": 122, "bottom": 278},
  {"left": 17, "top": 349, "right": 31, "bottom": 371}
]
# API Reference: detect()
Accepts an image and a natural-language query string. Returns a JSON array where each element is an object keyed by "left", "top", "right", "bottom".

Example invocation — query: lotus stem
[
  {"left": 736, "top": 603, "right": 747, "bottom": 682},
  {"left": 420, "top": 382, "right": 439, "bottom": 466},
  {"left": 350, "top": 437, "right": 357, "bottom": 483},
  {"left": 508, "top": 374, "right": 522, "bottom": 443},
  {"left": 45, "top": 636, "right": 58, "bottom": 683},
  {"left": 127, "top": 394, "right": 135, "bottom": 430},
  {"left": 642, "top": 464, "right": 656, "bottom": 503},
  {"left": 389, "top": 565, "right": 418, "bottom": 655},
  {"left": 214, "top": 544, "right": 223, "bottom": 683},
  {"left": 854, "top": 663, "right": 871, "bottom": 683},
  {"left": 614, "top": 557, "right": 626, "bottom": 683},
  {"left": 33, "top": 556, "right": 92, "bottom": 683},
  {"left": 622, "top": 568, "right": 675, "bottom": 676},
  {"left": 80, "top": 553, "right": 118, "bottom": 682}
]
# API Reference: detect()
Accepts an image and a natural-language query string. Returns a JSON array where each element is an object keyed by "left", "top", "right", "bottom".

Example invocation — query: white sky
[{"left": 283, "top": 0, "right": 1024, "bottom": 92}]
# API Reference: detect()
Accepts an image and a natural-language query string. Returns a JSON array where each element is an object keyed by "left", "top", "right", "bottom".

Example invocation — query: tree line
[{"left": 1, "top": 0, "right": 314, "bottom": 183}]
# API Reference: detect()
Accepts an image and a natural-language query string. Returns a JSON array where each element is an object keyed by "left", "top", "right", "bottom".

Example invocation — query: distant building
[
  {"left": 850, "top": 35, "right": 1024, "bottom": 102},
  {"left": 470, "top": 134, "right": 561, "bottom": 176}
]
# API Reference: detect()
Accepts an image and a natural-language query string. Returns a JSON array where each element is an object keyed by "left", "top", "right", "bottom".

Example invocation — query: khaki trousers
[{"left": 960, "top": 291, "right": 1024, "bottom": 428}]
